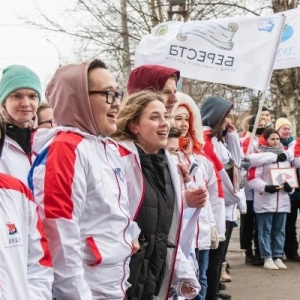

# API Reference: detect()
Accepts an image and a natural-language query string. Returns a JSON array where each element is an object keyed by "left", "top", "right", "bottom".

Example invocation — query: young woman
[
  {"left": 239, "top": 115, "right": 267, "bottom": 266},
  {"left": 248, "top": 127, "right": 293, "bottom": 270},
  {"left": 0, "top": 65, "right": 41, "bottom": 185},
  {"left": 200, "top": 96, "right": 245, "bottom": 299},
  {"left": 172, "top": 92, "right": 224, "bottom": 300},
  {"left": 113, "top": 90, "right": 200, "bottom": 300}
]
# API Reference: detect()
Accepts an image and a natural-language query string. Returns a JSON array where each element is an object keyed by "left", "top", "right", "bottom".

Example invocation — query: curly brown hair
[{"left": 112, "top": 91, "right": 165, "bottom": 142}]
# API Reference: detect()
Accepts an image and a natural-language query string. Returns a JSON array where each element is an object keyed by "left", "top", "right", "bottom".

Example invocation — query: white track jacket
[
  {"left": 0, "top": 173, "right": 53, "bottom": 299},
  {"left": 0, "top": 136, "right": 32, "bottom": 185},
  {"left": 29, "top": 127, "right": 140, "bottom": 300}
]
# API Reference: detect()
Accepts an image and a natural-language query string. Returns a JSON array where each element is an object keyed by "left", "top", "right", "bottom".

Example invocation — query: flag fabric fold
[
  {"left": 135, "top": 15, "right": 286, "bottom": 91},
  {"left": 274, "top": 8, "right": 300, "bottom": 70}
]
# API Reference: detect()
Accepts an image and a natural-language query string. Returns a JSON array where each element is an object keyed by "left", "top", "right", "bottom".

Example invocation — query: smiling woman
[{"left": 112, "top": 91, "right": 200, "bottom": 300}]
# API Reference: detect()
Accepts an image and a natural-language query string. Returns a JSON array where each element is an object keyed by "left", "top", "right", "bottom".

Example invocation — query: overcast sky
[{"left": 0, "top": 0, "right": 75, "bottom": 95}]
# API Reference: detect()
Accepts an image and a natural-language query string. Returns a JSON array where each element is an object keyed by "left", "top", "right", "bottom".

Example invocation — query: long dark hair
[{"left": 209, "top": 105, "right": 232, "bottom": 141}]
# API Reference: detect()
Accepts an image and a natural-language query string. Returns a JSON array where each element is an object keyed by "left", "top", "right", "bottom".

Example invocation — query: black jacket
[{"left": 126, "top": 147, "right": 175, "bottom": 300}]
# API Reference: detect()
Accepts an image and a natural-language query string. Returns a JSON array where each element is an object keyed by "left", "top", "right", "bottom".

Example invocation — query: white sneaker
[
  {"left": 274, "top": 258, "right": 287, "bottom": 269},
  {"left": 264, "top": 258, "right": 279, "bottom": 270}
]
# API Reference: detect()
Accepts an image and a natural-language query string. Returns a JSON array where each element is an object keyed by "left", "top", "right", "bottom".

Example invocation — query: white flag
[
  {"left": 274, "top": 8, "right": 300, "bottom": 70},
  {"left": 135, "top": 15, "right": 285, "bottom": 91}
]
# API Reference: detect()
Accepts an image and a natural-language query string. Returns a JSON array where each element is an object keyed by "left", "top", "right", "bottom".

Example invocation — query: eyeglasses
[
  {"left": 88, "top": 90, "right": 124, "bottom": 104},
  {"left": 38, "top": 119, "right": 54, "bottom": 127}
]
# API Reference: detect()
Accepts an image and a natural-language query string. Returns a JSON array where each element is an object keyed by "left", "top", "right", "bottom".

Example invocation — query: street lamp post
[{"left": 46, "top": 38, "right": 62, "bottom": 67}]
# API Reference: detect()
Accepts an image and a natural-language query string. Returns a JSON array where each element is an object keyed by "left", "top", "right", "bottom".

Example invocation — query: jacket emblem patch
[
  {"left": 6, "top": 222, "right": 17, "bottom": 235},
  {"left": 114, "top": 167, "right": 124, "bottom": 182}
]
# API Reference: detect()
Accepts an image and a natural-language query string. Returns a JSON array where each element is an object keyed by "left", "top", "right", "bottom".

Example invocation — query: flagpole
[
  {"left": 245, "top": 14, "right": 286, "bottom": 157},
  {"left": 245, "top": 91, "right": 266, "bottom": 157}
]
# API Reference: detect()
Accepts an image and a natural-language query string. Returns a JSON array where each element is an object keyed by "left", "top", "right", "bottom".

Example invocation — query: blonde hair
[
  {"left": 37, "top": 102, "right": 51, "bottom": 118},
  {"left": 113, "top": 91, "right": 165, "bottom": 142},
  {"left": 241, "top": 115, "right": 252, "bottom": 133}
]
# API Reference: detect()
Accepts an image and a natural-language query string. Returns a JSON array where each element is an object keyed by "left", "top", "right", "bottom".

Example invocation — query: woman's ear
[{"left": 128, "top": 121, "right": 138, "bottom": 134}]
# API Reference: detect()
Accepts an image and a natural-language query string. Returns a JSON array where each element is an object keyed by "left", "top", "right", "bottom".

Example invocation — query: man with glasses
[
  {"left": 37, "top": 102, "right": 56, "bottom": 128},
  {"left": 29, "top": 59, "right": 140, "bottom": 300}
]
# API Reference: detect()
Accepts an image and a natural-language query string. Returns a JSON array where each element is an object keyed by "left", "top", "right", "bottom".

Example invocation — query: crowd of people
[{"left": 0, "top": 60, "right": 299, "bottom": 300}]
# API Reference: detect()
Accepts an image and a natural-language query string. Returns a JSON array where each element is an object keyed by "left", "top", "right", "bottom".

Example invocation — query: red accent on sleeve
[
  {"left": 0, "top": 173, "right": 34, "bottom": 200},
  {"left": 241, "top": 137, "right": 250, "bottom": 155},
  {"left": 294, "top": 138, "right": 300, "bottom": 157},
  {"left": 44, "top": 132, "right": 84, "bottom": 219},
  {"left": 0, "top": 173, "right": 52, "bottom": 267},
  {"left": 36, "top": 211, "right": 53, "bottom": 267},
  {"left": 86, "top": 236, "right": 102, "bottom": 266},
  {"left": 248, "top": 167, "right": 256, "bottom": 181}
]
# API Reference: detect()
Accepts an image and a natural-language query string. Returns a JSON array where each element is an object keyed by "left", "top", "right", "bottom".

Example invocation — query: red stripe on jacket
[
  {"left": 248, "top": 167, "right": 256, "bottom": 181},
  {"left": 44, "top": 132, "right": 84, "bottom": 219},
  {"left": 36, "top": 212, "right": 53, "bottom": 267},
  {"left": 86, "top": 236, "right": 102, "bottom": 266},
  {"left": 0, "top": 172, "right": 52, "bottom": 267},
  {"left": 294, "top": 138, "right": 300, "bottom": 157}
]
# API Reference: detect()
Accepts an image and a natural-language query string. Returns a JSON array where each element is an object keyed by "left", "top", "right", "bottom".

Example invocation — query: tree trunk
[{"left": 120, "top": 0, "right": 131, "bottom": 80}]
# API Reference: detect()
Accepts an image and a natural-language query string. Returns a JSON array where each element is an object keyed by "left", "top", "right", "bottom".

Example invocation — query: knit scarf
[
  {"left": 179, "top": 134, "right": 202, "bottom": 156},
  {"left": 280, "top": 136, "right": 294, "bottom": 147},
  {"left": 258, "top": 143, "right": 284, "bottom": 155}
]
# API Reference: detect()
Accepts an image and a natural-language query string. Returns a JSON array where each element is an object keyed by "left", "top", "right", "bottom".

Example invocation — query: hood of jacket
[
  {"left": 200, "top": 96, "right": 233, "bottom": 129},
  {"left": 127, "top": 64, "right": 180, "bottom": 94},
  {"left": 46, "top": 61, "right": 100, "bottom": 136},
  {"left": 258, "top": 134, "right": 269, "bottom": 147},
  {"left": 173, "top": 92, "right": 204, "bottom": 144}
]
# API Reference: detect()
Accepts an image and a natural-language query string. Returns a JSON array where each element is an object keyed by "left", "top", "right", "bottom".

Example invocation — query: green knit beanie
[{"left": 0, "top": 65, "right": 42, "bottom": 105}]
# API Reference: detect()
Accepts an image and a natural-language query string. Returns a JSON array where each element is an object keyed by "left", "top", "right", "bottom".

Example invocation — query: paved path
[{"left": 225, "top": 217, "right": 300, "bottom": 300}]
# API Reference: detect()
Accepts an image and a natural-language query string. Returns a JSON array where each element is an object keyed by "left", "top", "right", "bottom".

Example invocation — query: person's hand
[
  {"left": 178, "top": 162, "right": 190, "bottom": 183},
  {"left": 227, "top": 123, "right": 236, "bottom": 133},
  {"left": 131, "top": 239, "right": 140, "bottom": 254},
  {"left": 276, "top": 153, "right": 287, "bottom": 162},
  {"left": 185, "top": 187, "right": 207, "bottom": 208},
  {"left": 210, "top": 226, "right": 219, "bottom": 249},
  {"left": 241, "top": 157, "right": 251, "bottom": 170},
  {"left": 283, "top": 181, "right": 293, "bottom": 193},
  {"left": 264, "top": 185, "right": 280, "bottom": 194},
  {"left": 180, "top": 282, "right": 197, "bottom": 295}
]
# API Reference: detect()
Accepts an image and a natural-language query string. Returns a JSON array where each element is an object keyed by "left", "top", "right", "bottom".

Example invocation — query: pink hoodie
[{"left": 46, "top": 61, "right": 100, "bottom": 136}]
